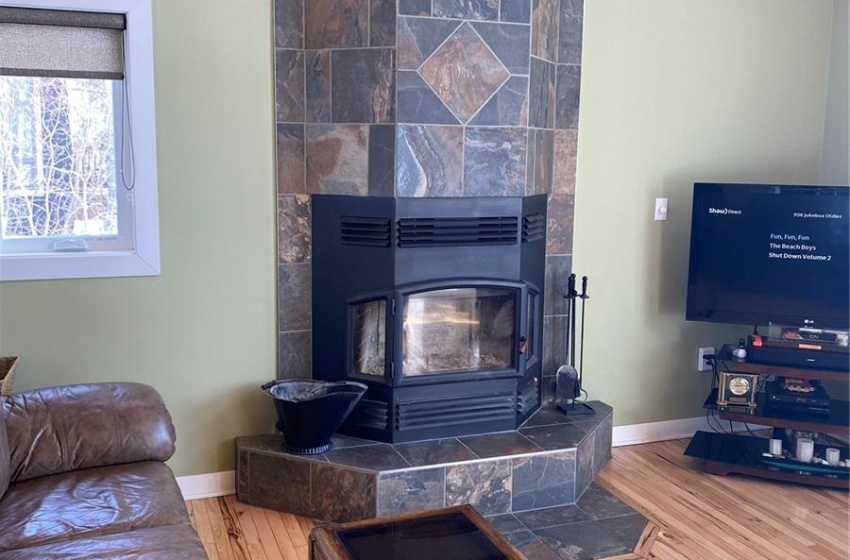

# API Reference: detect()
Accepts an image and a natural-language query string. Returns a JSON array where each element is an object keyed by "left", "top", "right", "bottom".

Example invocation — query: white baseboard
[
  {"left": 177, "top": 471, "right": 235, "bottom": 500},
  {"left": 613, "top": 416, "right": 768, "bottom": 447},
  {"left": 177, "top": 417, "right": 764, "bottom": 500}
]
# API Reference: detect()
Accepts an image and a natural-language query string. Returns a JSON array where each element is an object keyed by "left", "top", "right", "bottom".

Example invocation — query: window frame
[{"left": 0, "top": 0, "right": 159, "bottom": 282}]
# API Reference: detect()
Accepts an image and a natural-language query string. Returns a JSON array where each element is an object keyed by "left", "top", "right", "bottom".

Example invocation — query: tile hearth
[
  {"left": 237, "top": 401, "right": 614, "bottom": 521},
  {"left": 236, "top": 401, "right": 648, "bottom": 559}
]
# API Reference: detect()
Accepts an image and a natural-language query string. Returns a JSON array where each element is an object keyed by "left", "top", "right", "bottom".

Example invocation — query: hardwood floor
[
  {"left": 188, "top": 438, "right": 849, "bottom": 560},
  {"left": 597, "top": 438, "right": 849, "bottom": 560}
]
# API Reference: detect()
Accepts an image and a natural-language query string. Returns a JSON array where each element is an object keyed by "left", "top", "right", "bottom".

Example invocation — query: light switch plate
[{"left": 654, "top": 198, "right": 669, "bottom": 221}]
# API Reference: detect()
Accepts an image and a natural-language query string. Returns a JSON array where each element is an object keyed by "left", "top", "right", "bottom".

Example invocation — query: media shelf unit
[{"left": 686, "top": 345, "right": 849, "bottom": 489}]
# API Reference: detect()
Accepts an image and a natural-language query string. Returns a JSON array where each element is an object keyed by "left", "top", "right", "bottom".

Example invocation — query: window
[{"left": 0, "top": 0, "right": 158, "bottom": 281}]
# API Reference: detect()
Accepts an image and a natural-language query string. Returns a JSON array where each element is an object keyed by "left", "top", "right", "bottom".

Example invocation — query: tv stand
[{"left": 685, "top": 345, "right": 849, "bottom": 489}]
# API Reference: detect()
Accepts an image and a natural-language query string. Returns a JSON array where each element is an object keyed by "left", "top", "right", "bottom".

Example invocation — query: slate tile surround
[{"left": 275, "top": 0, "right": 585, "bottom": 382}]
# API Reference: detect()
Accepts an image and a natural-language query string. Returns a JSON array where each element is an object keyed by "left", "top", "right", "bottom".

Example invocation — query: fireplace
[{"left": 312, "top": 194, "right": 546, "bottom": 443}]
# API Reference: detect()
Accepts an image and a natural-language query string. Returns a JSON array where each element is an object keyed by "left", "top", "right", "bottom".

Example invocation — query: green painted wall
[
  {"left": 573, "top": 0, "right": 835, "bottom": 426},
  {"left": 822, "top": 0, "right": 849, "bottom": 184},
  {"left": 0, "top": 0, "right": 277, "bottom": 476}
]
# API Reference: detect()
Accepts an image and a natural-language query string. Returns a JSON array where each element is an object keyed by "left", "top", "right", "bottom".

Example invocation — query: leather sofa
[{"left": 0, "top": 383, "right": 207, "bottom": 559}]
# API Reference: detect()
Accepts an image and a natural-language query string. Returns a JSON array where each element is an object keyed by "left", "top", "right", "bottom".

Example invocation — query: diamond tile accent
[{"left": 419, "top": 23, "right": 509, "bottom": 123}]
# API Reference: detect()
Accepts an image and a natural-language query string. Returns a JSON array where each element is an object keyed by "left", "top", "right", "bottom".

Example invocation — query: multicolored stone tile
[
  {"left": 552, "top": 129, "right": 578, "bottom": 193},
  {"left": 445, "top": 460, "right": 512, "bottom": 515},
  {"left": 544, "top": 255, "right": 571, "bottom": 316},
  {"left": 370, "top": 0, "right": 396, "bottom": 46},
  {"left": 376, "top": 468, "right": 445, "bottom": 516},
  {"left": 471, "top": 21, "right": 530, "bottom": 75},
  {"left": 527, "top": 128, "right": 553, "bottom": 196},
  {"left": 433, "top": 0, "right": 499, "bottom": 20},
  {"left": 531, "top": 0, "right": 558, "bottom": 62},
  {"left": 368, "top": 124, "right": 396, "bottom": 196},
  {"left": 399, "top": 0, "right": 431, "bottom": 15},
  {"left": 305, "top": 50, "right": 331, "bottom": 123},
  {"left": 275, "top": 0, "right": 303, "bottom": 49},
  {"left": 331, "top": 48, "right": 395, "bottom": 123},
  {"left": 593, "top": 413, "right": 613, "bottom": 476},
  {"left": 464, "top": 127, "right": 527, "bottom": 196},
  {"left": 528, "top": 56, "right": 555, "bottom": 129},
  {"left": 598, "top": 513, "right": 649, "bottom": 548},
  {"left": 542, "top": 314, "right": 567, "bottom": 378},
  {"left": 396, "top": 125, "right": 464, "bottom": 196},
  {"left": 514, "top": 503, "right": 590, "bottom": 530},
  {"left": 277, "top": 194, "right": 312, "bottom": 263},
  {"left": 278, "top": 330, "right": 312, "bottom": 379},
  {"left": 306, "top": 125, "right": 369, "bottom": 195},
  {"left": 577, "top": 483, "right": 636, "bottom": 521},
  {"left": 556, "top": 64, "right": 581, "bottom": 129},
  {"left": 279, "top": 263, "right": 312, "bottom": 331},
  {"left": 276, "top": 124, "right": 305, "bottom": 194},
  {"left": 397, "top": 71, "right": 459, "bottom": 124},
  {"left": 519, "top": 421, "right": 593, "bottom": 452},
  {"left": 558, "top": 0, "right": 584, "bottom": 64},
  {"left": 512, "top": 451, "right": 576, "bottom": 511},
  {"left": 534, "top": 520, "right": 633, "bottom": 559},
  {"left": 275, "top": 49, "right": 304, "bottom": 123},
  {"left": 420, "top": 23, "right": 509, "bottom": 123},
  {"left": 458, "top": 431, "right": 541, "bottom": 458},
  {"left": 540, "top": 374, "right": 557, "bottom": 404},
  {"left": 323, "top": 443, "right": 410, "bottom": 470},
  {"left": 236, "top": 450, "right": 312, "bottom": 516},
  {"left": 575, "top": 429, "right": 594, "bottom": 499},
  {"left": 500, "top": 0, "right": 531, "bottom": 23},
  {"left": 546, "top": 191, "right": 574, "bottom": 254},
  {"left": 398, "top": 16, "right": 461, "bottom": 70},
  {"left": 311, "top": 463, "right": 377, "bottom": 521},
  {"left": 469, "top": 76, "right": 528, "bottom": 126},
  {"left": 394, "top": 438, "right": 477, "bottom": 466},
  {"left": 305, "top": 0, "right": 367, "bottom": 49},
  {"left": 486, "top": 514, "right": 528, "bottom": 535}
]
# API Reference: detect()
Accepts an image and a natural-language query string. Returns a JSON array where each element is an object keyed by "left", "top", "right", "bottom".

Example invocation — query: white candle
[
  {"left": 769, "top": 438, "right": 782, "bottom": 456},
  {"left": 826, "top": 447, "right": 841, "bottom": 466},
  {"left": 796, "top": 438, "right": 815, "bottom": 463}
]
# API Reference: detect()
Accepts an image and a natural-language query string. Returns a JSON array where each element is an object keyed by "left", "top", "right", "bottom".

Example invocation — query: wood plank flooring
[{"left": 187, "top": 438, "right": 849, "bottom": 560}]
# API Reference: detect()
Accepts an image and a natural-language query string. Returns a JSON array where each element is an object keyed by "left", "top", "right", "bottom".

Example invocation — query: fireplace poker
[{"left": 578, "top": 276, "right": 589, "bottom": 390}]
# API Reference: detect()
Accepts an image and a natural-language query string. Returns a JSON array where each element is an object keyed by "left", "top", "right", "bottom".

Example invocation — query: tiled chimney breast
[{"left": 275, "top": 0, "right": 584, "bottom": 400}]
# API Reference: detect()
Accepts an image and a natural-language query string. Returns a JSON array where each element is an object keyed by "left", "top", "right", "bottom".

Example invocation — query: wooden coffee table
[{"left": 309, "top": 505, "right": 524, "bottom": 560}]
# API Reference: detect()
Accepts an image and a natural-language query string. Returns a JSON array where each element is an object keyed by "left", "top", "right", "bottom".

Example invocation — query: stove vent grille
[
  {"left": 397, "top": 216, "right": 518, "bottom": 247},
  {"left": 341, "top": 216, "right": 392, "bottom": 247}
]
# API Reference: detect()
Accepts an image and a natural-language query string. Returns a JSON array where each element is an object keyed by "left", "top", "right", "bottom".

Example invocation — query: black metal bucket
[{"left": 262, "top": 379, "right": 367, "bottom": 454}]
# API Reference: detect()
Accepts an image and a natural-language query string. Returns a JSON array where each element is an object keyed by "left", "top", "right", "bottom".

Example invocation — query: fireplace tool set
[{"left": 556, "top": 273, "right": 594, "bottom": 416}]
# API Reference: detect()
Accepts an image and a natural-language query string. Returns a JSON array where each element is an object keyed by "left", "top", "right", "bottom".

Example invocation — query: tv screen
[{"left": 686, "top": 183, "right": 849, "bottom": 329}]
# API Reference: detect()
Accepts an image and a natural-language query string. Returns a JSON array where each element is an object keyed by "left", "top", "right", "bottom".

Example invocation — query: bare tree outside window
[{"left": 0, "top": 76, "right": 118, "bottom": 240}]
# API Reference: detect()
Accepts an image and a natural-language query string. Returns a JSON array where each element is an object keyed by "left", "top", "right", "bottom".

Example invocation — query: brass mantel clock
[{"left": 716, "top": 372, "right": 759, "bottom": 408}]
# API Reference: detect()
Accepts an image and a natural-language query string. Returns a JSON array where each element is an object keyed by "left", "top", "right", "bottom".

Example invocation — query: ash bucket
[{"left": 262, "top": 379, "right": 367, "bottom": 454}]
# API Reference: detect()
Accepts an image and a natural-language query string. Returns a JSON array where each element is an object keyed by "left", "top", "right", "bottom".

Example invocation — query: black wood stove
[{"left": 311, "top": 195, "right": 546, "bottom": 443}]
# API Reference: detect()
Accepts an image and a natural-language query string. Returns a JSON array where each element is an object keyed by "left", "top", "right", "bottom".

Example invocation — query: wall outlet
[{"left": 697, "top": 346, "right": 715, "bottom": 371}]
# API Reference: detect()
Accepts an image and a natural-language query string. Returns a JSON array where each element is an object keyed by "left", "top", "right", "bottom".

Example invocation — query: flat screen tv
[{"left": 686, "top": 183, "right": 849, "bottom": 330}]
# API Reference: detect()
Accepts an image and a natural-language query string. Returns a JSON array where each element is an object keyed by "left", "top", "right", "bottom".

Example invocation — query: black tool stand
[{"left": 558, "top": 400, "right": 595, "bottom": 416}]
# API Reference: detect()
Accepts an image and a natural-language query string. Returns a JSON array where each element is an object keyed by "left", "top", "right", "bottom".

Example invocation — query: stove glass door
[{"left": 402, "top": 287, "right": 517, "bottom": 377}]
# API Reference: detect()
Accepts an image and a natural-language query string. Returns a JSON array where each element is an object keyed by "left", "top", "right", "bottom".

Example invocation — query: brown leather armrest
[{"left": 3, "top": 382, "right": 177, "bottom": 482}]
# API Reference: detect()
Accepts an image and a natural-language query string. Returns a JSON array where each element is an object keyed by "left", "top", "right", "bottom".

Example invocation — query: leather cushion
[
  {"left": 0, "top": 461, "right": 191, "bottom": 551},
  {"left": 0, "top": 402, "right": 9, "bottom": 500},
  {"left": 0, "top": 524, "right": 207, "bottom": 559},
  {"left": 5, "top": 383, "right": 176, "bottom": 482}
]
